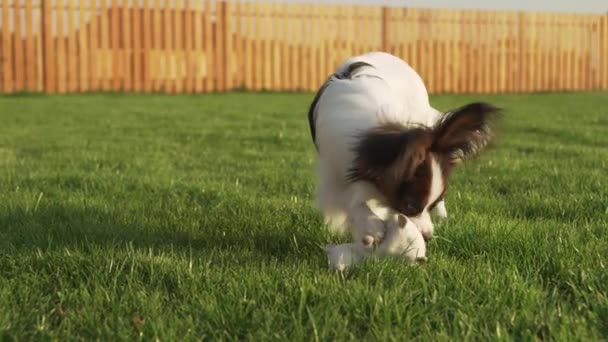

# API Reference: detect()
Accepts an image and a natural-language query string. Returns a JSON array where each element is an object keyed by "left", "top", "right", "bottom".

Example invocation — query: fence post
[
  {"left": 517, "top": 11, "right": 526, "bottom": 93},
  {"left": 602, "top": 14, "right": 608, "bottom": 90},
  {"left": 381, "top": 6, "right": 390, "bottom": 52},
  {"left": 216, "top": 0, "right": 227, "bottom": 92},
  {"left": 224, "top": 0, "right": 233, "bottom": 90},
  {"left": 41, "top": 0, "right": 54, "bottom": 93}
]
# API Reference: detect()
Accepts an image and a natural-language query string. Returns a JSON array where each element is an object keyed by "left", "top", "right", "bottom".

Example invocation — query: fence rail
[{"left": 1, "top": 0, "right": 607, "bottom": 94}]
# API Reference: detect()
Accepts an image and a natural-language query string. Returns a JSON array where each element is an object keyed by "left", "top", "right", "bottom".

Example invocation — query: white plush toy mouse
[
  {"left": 324, "top": 211, "right": 427, "bottom": 271},
  {"left": 374, "top": 212, "right": 427, "bottom": 263}
]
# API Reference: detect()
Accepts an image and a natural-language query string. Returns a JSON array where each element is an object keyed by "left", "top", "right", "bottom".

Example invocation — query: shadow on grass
[{"left": 0, "top": 202, "right": 327, "bottom": 265}]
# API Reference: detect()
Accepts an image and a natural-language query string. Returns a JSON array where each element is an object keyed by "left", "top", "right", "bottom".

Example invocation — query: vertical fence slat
[
  {"left": 548, "top": 12, "right": 556, "bottom": 91},
  {"left": 582, "top": 15, "right": 589, "bottom": 90},
  {"left": 344, "top": 4, "right": 352, "bottom": 57},
  {"left": 559, "top": 13, "right": 567, "bottom": 91},
  {"left": 89, "top": 0, "right": 98, "bottom": 91},
  {"left": 437, "top": 9, "right": 445, "bottom": 94},
  {"left": 572, "top": 14, "right": 579, "bottom": 91},
  {"left": 100, "top": 0, "right": 109, "bottom": 90},
  {"left": 260, "top": 1, "right": 269, "bottom": 90},
  {"left": 243, "top": 0, "right": 252, "bottom": 90},
  {"left": 329, "top": 4, "right": 337, "bottom": 80},
  {"left": 250, "top": 0, "right": 258, "bottom": 91},
  {"left": 319, "top": 4, "right": 328, "bottom": 87},
  {"left": 290, "top": 2, "right": 299, "bottom": 91},
  {"left": 298, "top": 3, "right": 307, "bottom": 91},
  {"left": 13, "top": 0, "right": 24, "bottom": 91},
  {"left": 287, "top": 3, "right": 295, "bottom": 91},
  {"left": 152, "top": 0, "right": 161, "bottom": 91},
  {"left": 487, "top": 11, "right": 496, "bottom": 93},
  {"left": 499, "top": 11, "right": 507, "bottom": 93},
  {"left": 577, "top": 14, "right": 584, "bottom": 91},
  {"left": 599, "top": 13, "right": 608, "bottom": 90},
  {"left": 572, "top": 13, "right": 579, "bottom": 91},
  {"left": 2, "top": 0, "right": 12, "bottom": 93},
  {"left": 193, "top": 0, "right": 202, "bottom": 92},
  {"left": 78, "top": 0, "right": 88, "bottom": 91},
  {"left": 451, "top": 9, "right": 459, "bottom": 93},
  {"left": 66, "top": 0, "right": 76, "bottom": 92},
  {"left": 224, "top": 0, "right": 233, "bottom": 90},
  {"left": 554, "top": 13, "right": 562, "bottom": 91},
  {"left": 162, "top": 0, "right": 172, "bottom": 92},
  {"left": 234, "top": 0, "right": 243, "bottom": 90},
  {"left": 563, "top": 13, "right": 568, "bottom": 91},
  {"left": 121, "top": 0, "right": 131, "bottom": 91},
  {"left": 172, "top": 0, "right": 181, "bottom": 93},
  {"left": 396, "top": 8, "right": 403, "bottom": 64},
  {"left": 539, "top": 13, "right": 546, "bottom": 90},
  {"left": 459, "top": 9, "right": 467, "bottom": 93},
  {"left": 460, "top": 10, "right": 469, "bottom": 93},
  {"left": 200, "top": 0, "right": 209, "bottom": 91},
  {"left": 593, "top": 15, "right": 599, "bottom": 89},
  {"left": 442, "top": 9, "right": 450, "bottom": 93},
  {"left": 25, "top": 0, "right": 36, "bottom": 91},
  {"left": 445, "top": 9, "right": 453, "bottom": 93},
  {"left": 271, "top": 1, "right": 280, "bottom": 91},
  {"left": 280, "top": 1, "right": 289, "bottom": 91},
  {"left": 184, "top": 0, "right": 193, "bottom": 93},
  {"left": 142, "top": 0, "right": 150, "bottom": 92},
  {"left": 529, "top": 12, "right": 537, "bottom": 92},
  {"left": 214, "top": 0, "right": 225, "bottom": 92},
  {"left": 56, "top": 0, "right": 66, "bottom": 93},
  {"left": 132, "top": 0, "right": 141, "bottom": 92},
  {"left": 42, "top": 0, "right": 53, "bottom": 92},
  {"left": 110, "top": 0, "right": 120, "bottom": 90},
  {"left": 310, "top": 3, "right": 319, "bottom": 91},
  {"left": 546, "top": 13, "right": 554, "bottom": 90},
  {"left": 582, "top": 15, "right": 590, "bottom": 90}
]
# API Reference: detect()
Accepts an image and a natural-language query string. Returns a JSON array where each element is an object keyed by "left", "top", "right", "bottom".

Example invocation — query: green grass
[{"left": 0, "top": 91, "right": 607, "bottom": 341}]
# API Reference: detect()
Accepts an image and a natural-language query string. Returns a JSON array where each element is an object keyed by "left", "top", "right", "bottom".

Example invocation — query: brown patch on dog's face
[
  {"left": 390, "top": 156, "right": 432, "bottom": 216},
  {"left": 348, "top": 124, "right": 435, "bottom": 216}
]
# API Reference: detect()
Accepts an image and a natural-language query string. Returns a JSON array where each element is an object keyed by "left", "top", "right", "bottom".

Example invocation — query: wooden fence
[{"left": 0, "top": 0, "right": 607, "bottom": 94}]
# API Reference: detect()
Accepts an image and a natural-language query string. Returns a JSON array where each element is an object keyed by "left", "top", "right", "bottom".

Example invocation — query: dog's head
[{"left": 348, "top": 102, "right": 502, "bottom": 240}]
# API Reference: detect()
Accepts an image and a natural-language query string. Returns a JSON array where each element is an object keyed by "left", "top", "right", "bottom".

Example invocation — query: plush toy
[
  {"left": 324, "top": 212, "right": 427, "bottom": 271},
  {"left": 323, "top": 243, "right": 366, "bottom": 272},
  {"left": 373, "top": 212, "right": 427, "bottom": 263}
]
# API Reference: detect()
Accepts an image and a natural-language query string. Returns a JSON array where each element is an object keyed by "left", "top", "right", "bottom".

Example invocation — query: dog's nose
[{"left": 422, "top": 231, "right": 432, "bottom": 241}]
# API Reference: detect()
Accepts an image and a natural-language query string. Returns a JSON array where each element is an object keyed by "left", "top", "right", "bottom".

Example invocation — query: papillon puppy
[{"left": 308, "top": 51, "right": 501, "bottom": 242}]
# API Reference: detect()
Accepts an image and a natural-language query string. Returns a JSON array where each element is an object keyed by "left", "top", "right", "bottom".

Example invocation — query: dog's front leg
[
  {"left": 346, "top": 203, "right": 386, "bottom": 246},
  {"left": 432, "top": 199, "right": 448, "bottom": 219},
  {"left": 344, "top": 181, "right": 389, "bottom": 248}
]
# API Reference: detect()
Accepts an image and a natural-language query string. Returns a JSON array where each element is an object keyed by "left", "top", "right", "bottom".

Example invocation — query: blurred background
[{"left": 0, "top": 0, "right": 606, "bottom": 95}]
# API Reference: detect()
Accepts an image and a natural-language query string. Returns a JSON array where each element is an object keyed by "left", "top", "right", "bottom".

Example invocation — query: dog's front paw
[
  {"left": 432, "top": 200, "right": 448, "bottom": 219},
  {"left": 363, "top": 215, "right": 386, "bottom": 244}
]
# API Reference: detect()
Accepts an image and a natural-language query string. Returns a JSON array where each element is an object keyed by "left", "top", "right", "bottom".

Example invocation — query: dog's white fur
[{"left": 313, "top": 52, "right": 447, "bottom": 242}]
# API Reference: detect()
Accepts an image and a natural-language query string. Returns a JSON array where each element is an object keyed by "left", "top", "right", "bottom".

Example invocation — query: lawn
[{"left": 0, "top": 92, "right": 607, "bottom": 340}]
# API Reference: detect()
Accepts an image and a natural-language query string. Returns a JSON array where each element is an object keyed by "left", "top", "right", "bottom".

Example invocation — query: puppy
[{"left": 309, "top": 51, "right": 500, "bottom": 241}]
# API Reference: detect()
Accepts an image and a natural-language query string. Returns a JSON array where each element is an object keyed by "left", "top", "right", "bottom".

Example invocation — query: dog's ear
[
  {"left": 349, "top": 123, "right": 433, "bottom": 183},
  {"left": 431, "top": 102, "right": 502, "bottom": 165},
  {"left": 397, "top": 213, "right": 408, "bottom": 229}
]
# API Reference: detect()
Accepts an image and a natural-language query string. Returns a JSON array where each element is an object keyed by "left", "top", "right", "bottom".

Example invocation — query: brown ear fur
[
  {"left": 348, "top": 123, "right": 433, "bottom": 184},
  {"left": 431, "top": 102, "right": 502, "bottom": 165}
]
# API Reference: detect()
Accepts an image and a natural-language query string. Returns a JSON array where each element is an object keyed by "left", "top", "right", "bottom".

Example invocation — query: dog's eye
[{"left": 402, "top": 201, "right": 420, "bottom": 216}]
